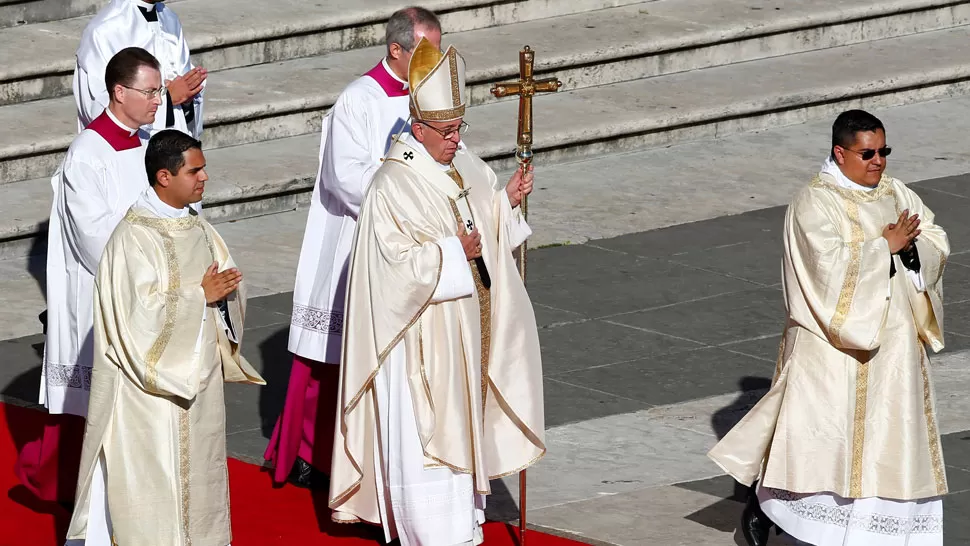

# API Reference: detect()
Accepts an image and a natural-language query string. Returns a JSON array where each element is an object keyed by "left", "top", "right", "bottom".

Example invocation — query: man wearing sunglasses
[
  {"left": 270, "top": 7, "right": 443, "bottom": 491},
  {"left": 710, "top": 109, "right": 950, "bottom": 546},
  {"left": 74, "top": 0, "right": 206, "bottom": 139},
  {"left": 17, "top": 48, "right": 161, "bottom": 544}
]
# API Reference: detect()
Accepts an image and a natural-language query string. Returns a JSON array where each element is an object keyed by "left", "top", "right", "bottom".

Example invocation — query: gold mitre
[{"left": 408, "top": 37, "right": 467, "bottom": 122}]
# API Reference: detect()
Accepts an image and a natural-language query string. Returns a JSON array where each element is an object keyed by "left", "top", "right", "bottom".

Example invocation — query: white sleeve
[
  {"left": 58, "top": 159, "right": 117, "bottom": 275},
  {"left": 177, "top": 22, "right": 205, "bottom": 138},
  {"left": 73, "top": 63, "right": 108, "bottom": 130},
  {"left": 501, "top": 190, "right": 533, "bottom": 249},
  {"left": 431, "top": 236, "right": 475, "bottom": 302},
  {"left": 906, "top": 268, "right": 926, "bottom": 293},
  {"left": 320, "top": 93, "right": 381, "bottom": 219}
]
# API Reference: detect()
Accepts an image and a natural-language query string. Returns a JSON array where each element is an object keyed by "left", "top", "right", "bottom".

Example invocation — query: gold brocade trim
[
  {"left": 849, "top": 359, "right": 870, "bottom": 497},
  {"left": 331, "top": 250, "right": 445, "bottom": 508},
  {"left": 449, "top": 51, "right": 461, "bottom": 108},
  {"left": 413, "top": 105, "right": 466, "bottom": 121},
  {"left": 809, "top": 174, "right": 896, "bottom": 203},
  {"left": 489, "top": 443, "right": 548, "bottom": 481},
  {"left": 484, "top": 376, "right": 547, "bottom": 480},
  {"left": 418, "top": 322, "right": 435, "bottom": 414},
  {"left": 144, "top": 233, "right": 181, "bottom": 391},
  {"left": 445, "top": 175, "right": 493, "bottom": 414},
  {"left": 178, "top": 407, "right": 191, "bottom": 545},
  {"left": 829, "top": 197, "right": 864, "bottom": 345},
  {"left": 373, "top": 244, "right": 443, "bottom": 366},
  {"left": 125, "top": 209, "right": 201, "bottom": 231},
  {"left": 772, "top": 333, "right": 786, "bottom": 383},
  {"left": 919, "top": 346, "right": 947, "bottom": 494}
]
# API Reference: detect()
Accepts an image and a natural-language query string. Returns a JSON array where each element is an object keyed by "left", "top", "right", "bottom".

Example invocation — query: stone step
[
  {"left": 0, "top": 0, "right": 645, "bottom": 106},
  {"left": 4, "top": 0, "right": 970, "bottom": 185},
  {"left": 0, "top": 0, "right": 104, "bottom": 29},
  {"left": 4, "top": 25, "right": 970, "bottom": 257}
]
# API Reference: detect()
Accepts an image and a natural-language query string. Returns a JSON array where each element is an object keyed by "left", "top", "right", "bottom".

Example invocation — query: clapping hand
[
  {"left": 883, "top": 210, "right": 921, "bottom": 254},
  {"left": 167, "top": 67, "right": 207, "bottom": 106},
  {"left": 201, "top": 262, "right": 241, "bottom": 305}
]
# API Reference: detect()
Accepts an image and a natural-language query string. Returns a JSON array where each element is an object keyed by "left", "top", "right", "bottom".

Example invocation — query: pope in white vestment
[
  {"left": 268, "top": 9, "right": 442, "bottom": 486},
  {"left": 68, "top": 133, "right": 264, "bottom": 546},
  {"left": 709, "top": 112, "right": 948, "bottom": 546},
  {"left": 74, "top": 0, "right": 204, "bottom": 138},
  {"left": 329, "top": 38, "right": 545, "bottom": 546}
]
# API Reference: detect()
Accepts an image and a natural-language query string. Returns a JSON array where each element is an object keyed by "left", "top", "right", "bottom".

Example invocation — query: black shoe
[
  {"left": 740, "top": 485, "right": 773, "bottom": 546},
  {"left": 287, "top": 457, "right": 329, "bottom": 490}
]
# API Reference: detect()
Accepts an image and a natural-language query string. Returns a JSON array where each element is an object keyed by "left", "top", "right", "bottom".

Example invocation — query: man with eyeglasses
[
  {"left": 16, "top": 47, "right": 162, "bottom": 543},
  {"left": 268, "top": 6, "right": 442, "bottom": 491},
  {"left": 710, "top": 109, "right": 949, "bottom": 546},
  {"left": 74, "top": 0, "right": 205, "bottom": 139},
  {"left": 329, "top": 37, "right": 544, "bottom": 544}
]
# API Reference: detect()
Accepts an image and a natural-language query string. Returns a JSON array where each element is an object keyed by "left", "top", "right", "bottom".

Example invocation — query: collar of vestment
[
  {"left": 125, "top": 207, "right": 201, "bottom": 231},
  {"left": 138, "top": 187, "right": 192, "bottom": 218},
  {"left": 811, "top": 172, "right": 895, "bottom": 203},
  {"left": 365, "top": 59, "right": 409, "bottom": 98},
  {"left": 385, "top": 138, "right": 479, "bottom": 231},
  {"left": 86, "top": 111, "right": 142, "bottom": 152},
  {"left": 132, "top": 0, "right": 159, "bottom": 21}
]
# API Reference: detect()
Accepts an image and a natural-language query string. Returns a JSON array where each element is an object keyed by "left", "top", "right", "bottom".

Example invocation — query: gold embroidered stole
[{"left": 446, "top": 168, "right": 492, "bottom": 411}]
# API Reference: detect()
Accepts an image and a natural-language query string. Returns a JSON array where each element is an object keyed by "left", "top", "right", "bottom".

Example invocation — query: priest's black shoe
[
  {"left": 287, "top": 456, "right": 330, "bottom": 490},
  {"left": 741, "top": 485, "right": 774, "bottom": 546}
]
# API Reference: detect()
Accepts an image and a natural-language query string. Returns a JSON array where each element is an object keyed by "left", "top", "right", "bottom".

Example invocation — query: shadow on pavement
[{"left": 676, "top": 376, "right": 771, "bottom": 544}]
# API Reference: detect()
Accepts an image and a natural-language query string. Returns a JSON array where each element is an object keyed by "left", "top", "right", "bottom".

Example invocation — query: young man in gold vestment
[
  {"left": 709, "top": 110, "right": 949, "bottom": 546},
  {"left": 67, "top": 130, "right": 265, "bottom": 546}
]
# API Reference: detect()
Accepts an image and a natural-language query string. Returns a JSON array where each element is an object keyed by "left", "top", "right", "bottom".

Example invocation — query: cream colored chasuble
[
  {"left": 329, "top": 136, "right": 546, "bottom": 533},
  {"left": 67, "top": 201, "right": 263, "bottom": 546},
  {"left": 709, "top": 170, "right": 949, "bottom": 503}
]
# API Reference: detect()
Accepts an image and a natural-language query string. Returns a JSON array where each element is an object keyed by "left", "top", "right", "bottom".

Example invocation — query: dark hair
[
  {"left": 104, "top": 47, "right": 161, "bottom": 102},
  {"left": 831, "top": 110, "right": 885, "bottom": 158},
  {"left": 145, "top": 130, "right": 202, "bottom": 186},
  {"left": 386, "top": 7, "right": 441, "bottom": 52}
]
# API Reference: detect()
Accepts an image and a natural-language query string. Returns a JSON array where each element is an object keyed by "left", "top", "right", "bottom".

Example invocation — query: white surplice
[
  {"left": 74, "top": 0, "right": 204, "bottom": 138},
  {"left": 42, "top": 110, "right": 150, "bottom": 417},
  {"left": 288, "top": 59, "right": 411, "bottom": 364}
]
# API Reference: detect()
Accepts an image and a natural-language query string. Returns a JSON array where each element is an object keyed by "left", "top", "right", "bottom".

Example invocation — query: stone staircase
[{"left": 2, "top": 0, "right": 970, "bottom": 258}]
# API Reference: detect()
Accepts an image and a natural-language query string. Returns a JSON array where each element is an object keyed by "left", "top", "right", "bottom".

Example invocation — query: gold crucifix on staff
[
  {"left": 491, "top": 46, "right": 562, "bottom": 280},
  {"left": 490, "top": 45, "right": 561, "bottom": 546}
]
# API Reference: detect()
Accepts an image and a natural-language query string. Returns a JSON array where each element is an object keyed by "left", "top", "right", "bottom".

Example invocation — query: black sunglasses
[{"left": 842, "top": 146, "right": 892, "bottom": 161}]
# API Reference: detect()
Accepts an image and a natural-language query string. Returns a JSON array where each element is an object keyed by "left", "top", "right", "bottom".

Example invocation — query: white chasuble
[
  {"left": 74, "top": 0, "right": 203, "bottom": 138},
  {"left": 43, "top": 111, "right": 149, "bottom": 416},
  {"left": 329, "top": 138, "right": 546, "bottom": 538},
  {"left": 289, "top": 60, "right": 411, "bottom": 364},
  {"left": 67, "top": 207, "right": 264, "bottom": 546},
  {"left": 709, "top": 172, "right": 949, "bottom": 503}
]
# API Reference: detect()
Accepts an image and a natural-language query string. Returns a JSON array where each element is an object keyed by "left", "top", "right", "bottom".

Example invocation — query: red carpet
[{"left": 0, "top": 402, "right": 587, "bottom": 546}]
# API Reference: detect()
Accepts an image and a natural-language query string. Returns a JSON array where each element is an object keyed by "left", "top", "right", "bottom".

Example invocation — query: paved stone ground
[
  {"left": 4, "top": 96, "right": 970, "bottom": 544},
  {"left": 2, "top": 174, "right": 970, "bottom": 545}
]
